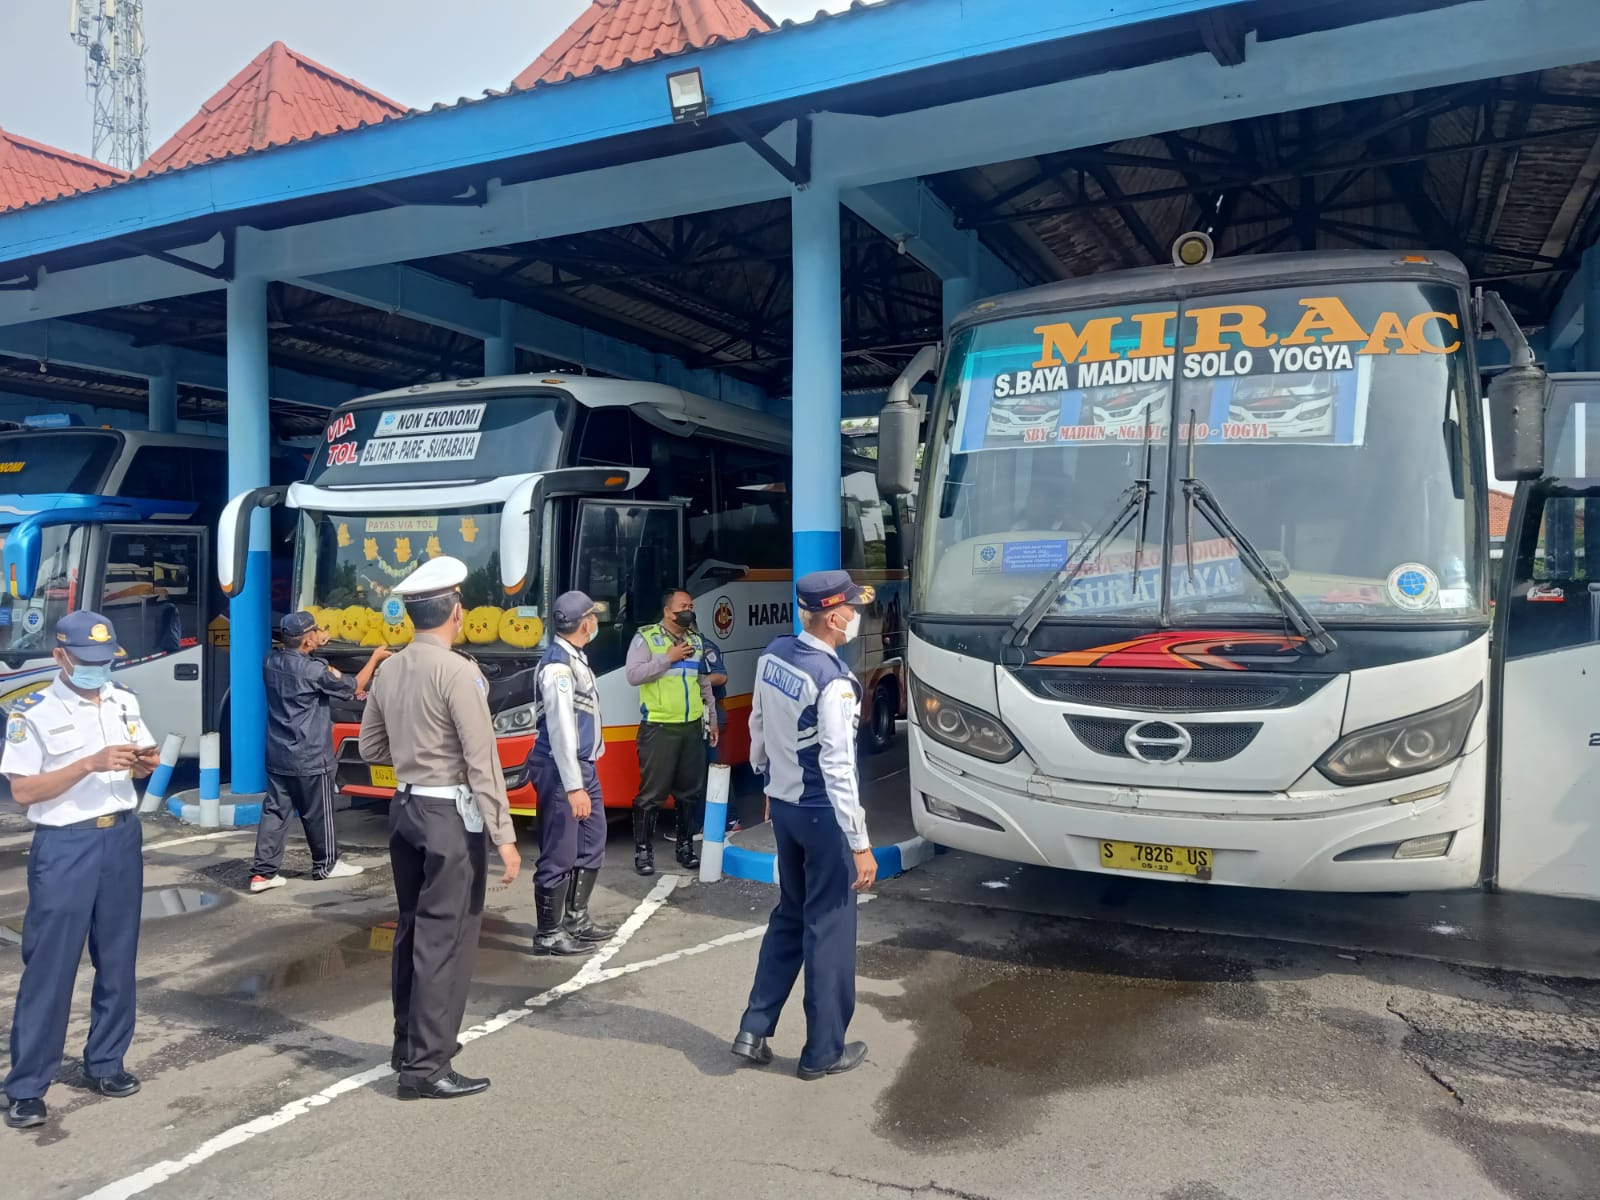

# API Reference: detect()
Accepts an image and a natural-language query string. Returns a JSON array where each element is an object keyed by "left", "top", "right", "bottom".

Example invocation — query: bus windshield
[
  {"left": 0, "top": 431, "right": 120, "bottom": 498},
  {"left": 296, "top": 507, "right": 545, "bottom": 653},
  {"left": 917, "top": 279, "right": 1482, "bottom": 624},
  {"left": 0, "top": 524, "right": 87, "bottom": 657}
]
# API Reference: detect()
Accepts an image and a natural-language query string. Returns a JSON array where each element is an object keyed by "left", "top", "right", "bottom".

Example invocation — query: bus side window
[
  {"left": 119, "top": 446, "right": 197, "bottom": 506},
  {"left": 710, "top": 444, "right": 789, "bottom": 571},
  {"left": 1505, "top": 492, "right": 1599, "bottom": 658},
  {"left": 104, "top": 531, "right": 201, "bottom": 660}
]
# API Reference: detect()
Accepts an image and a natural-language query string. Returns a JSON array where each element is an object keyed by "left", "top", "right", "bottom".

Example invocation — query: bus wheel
[{"left": 864, "top": 682, "right": 897, "bottom": 755}]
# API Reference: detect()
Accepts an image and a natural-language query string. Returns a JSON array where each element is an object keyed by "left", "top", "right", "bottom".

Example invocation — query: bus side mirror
[
  {"left": 878, "top": 344, "right": 939, "bottom": 497},
  {"left": 217, "top": 486, "right": 287, "bottom": 596},
  {"left": 1486, "top": 366, "right": 1547, "bottom": 482}
]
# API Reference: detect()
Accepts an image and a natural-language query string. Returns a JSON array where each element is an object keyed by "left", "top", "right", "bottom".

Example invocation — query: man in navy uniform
[
  {"left": 731, "top": 571, "right": 878, "bottom": 1081},
  {"left": 527, "top": 591, "right": 616, "bottom": 956},
  {"left": 250, "top": 610, "right": 389, "bottom": 893},
  {"left": 3, "top": 611, "right": 159, "bottom": 1130}
]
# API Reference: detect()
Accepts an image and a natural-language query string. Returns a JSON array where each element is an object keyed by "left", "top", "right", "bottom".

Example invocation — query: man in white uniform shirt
[{"left": 3, "top": 611, "right": 159, "bottom": 1131}]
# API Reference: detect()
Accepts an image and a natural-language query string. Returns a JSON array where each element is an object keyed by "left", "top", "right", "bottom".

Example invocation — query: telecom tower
[{"left": 68, "top": 0, "right": 149, "bottom": 170}]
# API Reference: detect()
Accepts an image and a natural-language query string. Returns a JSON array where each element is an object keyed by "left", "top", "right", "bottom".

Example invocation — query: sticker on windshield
[
  {"left": 367, "top": 517, "right": 439, "bottom": 534},
  {"left": 382, "top": 596, "right": 406, "bottom": 627},
  {"left": 1385, "top": 563, "right": 1439, "bottom": 611},
  {"left": 359, "top": 433, "right": 481, "bottom": 468},
  {"left": 374, "top": 404, "right": 486, "bottom": 438},
  {"left": 22, "top": 609, "right": 42, "bottom": 632}
]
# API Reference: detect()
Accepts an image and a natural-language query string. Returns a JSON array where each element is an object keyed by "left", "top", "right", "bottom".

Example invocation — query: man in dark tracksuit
[
  {"left": 625, "top": 588, "right": 717, "bottom": 874},
  {"left": 527, "top": 591, "right": 616, "bottom": 956},
  {"left": 250, "top": 611, "right": 389, "bottom": 893}
]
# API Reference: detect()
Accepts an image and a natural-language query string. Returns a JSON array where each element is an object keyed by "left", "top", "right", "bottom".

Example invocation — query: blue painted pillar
[
  {"left": 148, "top": 347, "right": 177, "bottom": 433},
  {"left": 791, "top": 182, "right": 843, "bottom": 608},
  {"left": 227, "top": 278, "right": 271, "bottom": 795},
  {"left": 483, "top": 300, "right": 516, "bottom": 377}
]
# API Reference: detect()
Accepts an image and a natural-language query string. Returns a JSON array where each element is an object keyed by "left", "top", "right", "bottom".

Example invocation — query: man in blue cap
[
  {"left": 731, "top": 570, "right": 878, "bottom": 1081},
  {"left": 527, "top": 590, "right": 617, "bottom": 956},
  {"left": 3, "top": 611, "right": 159, "bottom": 1130}
]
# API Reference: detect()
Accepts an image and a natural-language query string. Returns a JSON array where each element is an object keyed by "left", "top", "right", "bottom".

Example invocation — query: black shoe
[
  {"left": 563, "top": 869, "right": 616, "bottom": 942},
  {"left": 4, "top": 1097, "right": 46, "bottom": 1129},
  {"left": 533, "top": 877, "right": 597, "bottom": 957},
  {"left": 675, "top": 838, "right": 700, "bottom": 869},
  {"left": 396, "top": 1070, "right": 489, "bottom": 1101},
  {"left": 796, "top": 1041, "right": 868, "bottom": 1081},
  {"left": 89, "top": 1070, "right": 140, "bottom": 1098},
  {"left": 730, "top": 1032, "right": 773, "bottom": 1066},
  {"left": 632, "top": 810, "right": 656, "bottom": 876},
  {"left": 391, "top": 1041, "right": 462, "bottom": 1073}
]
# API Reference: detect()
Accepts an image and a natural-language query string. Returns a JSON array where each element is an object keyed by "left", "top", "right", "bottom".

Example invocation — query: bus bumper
[{"left": 907, "top": 726, "right": 1484, "bottom": 892}]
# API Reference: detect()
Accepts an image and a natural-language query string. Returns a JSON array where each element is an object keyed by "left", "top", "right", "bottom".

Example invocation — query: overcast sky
[{"left": 0, "top": 0, "right": 852, "bottom": 160}]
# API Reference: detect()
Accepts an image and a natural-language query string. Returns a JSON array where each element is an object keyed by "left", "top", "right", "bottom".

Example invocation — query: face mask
[
  {"left": 839, "top": 611, "right": 861, "bottom": 644},
  {"left": 673, "top": 609, "right": 697, "bottom": 629},
  {"left": 68, "top": 662, "right": 112, "bottom": 690}
]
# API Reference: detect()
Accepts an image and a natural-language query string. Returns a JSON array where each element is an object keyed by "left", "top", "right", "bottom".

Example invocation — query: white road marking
[
  {"left": 0, "top": 831, "right": 34, "bottom": 852},
  {"left": 141, "top": 830, "right": 247, "bottom": 852},
  {"left": 78, "top": 873, "right": 775, "bottom": 1200}
]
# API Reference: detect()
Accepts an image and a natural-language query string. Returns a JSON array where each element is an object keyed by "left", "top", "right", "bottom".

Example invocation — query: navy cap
[
  {"left": 281, "top": 611, "right": 319, "bottom": 639},
  {"left": 55, "top": 610, "right": 124, "bottom": 664},
  {"left": 795, "top": 570, "right": 875, "bottom": 612},
  {"left": 552, "top": 590, "right": 602, "bottom": 633}
]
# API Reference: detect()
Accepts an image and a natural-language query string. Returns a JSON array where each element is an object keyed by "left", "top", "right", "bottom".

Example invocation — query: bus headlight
[
  {"left": 1316, "top": 687, "right": 1481, "bottom": 785},
  {"left": 493, "top": 704, "right": 536, "bottom": 736},
  {"left": 909, "top": 674, "right": 1019, "bottom": 763}
]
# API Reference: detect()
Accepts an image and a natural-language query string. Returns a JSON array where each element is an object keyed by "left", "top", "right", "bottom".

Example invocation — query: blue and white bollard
[
  {"left": 199, "top": 732, "right": 221, "bottom": 828},
  {"left": 699, "top": 764, "right": 731, "bottom": 884},
  {"left": 138, "top": 733, "right": 186, "bottom": 814}
]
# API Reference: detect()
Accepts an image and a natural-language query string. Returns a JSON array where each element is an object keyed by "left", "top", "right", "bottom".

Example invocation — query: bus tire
[{"left": 863, "top": 681, "right": 897, "bottom": 755}]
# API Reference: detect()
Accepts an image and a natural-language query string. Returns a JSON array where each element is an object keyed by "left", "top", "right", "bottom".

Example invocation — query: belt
[
  {"left": 39, "top": 809, "right": 133, "bottom": 831},
  {"left": 396, "top": 782, "right": 469, "bottom": 800}
]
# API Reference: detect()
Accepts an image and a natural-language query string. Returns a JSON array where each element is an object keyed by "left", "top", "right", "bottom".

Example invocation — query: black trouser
[
  {"left": 388, "top": 790, "right": 487, "bottom": 1086},
  {"left": 253, "top": 771, "right": 337, "bottom": 878},
  {"left": 633, "top": 720, "right": 707, "bottom": 836}
]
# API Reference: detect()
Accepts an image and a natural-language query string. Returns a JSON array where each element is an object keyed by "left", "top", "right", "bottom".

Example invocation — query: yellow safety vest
[{"left": 636, "top": 623, "right": 706, "bottom": 724}]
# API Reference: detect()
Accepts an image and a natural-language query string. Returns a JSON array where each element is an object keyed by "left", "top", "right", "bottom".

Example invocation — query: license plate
[
  {"left": 369, "top": 765, "right": 397, "bottom": 789},
  {"left": 1100, "top": 839, "right": 1213, "bottom": 880}
]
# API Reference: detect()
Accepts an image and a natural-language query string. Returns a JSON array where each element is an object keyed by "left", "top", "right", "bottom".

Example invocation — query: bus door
[
  {"left": 97, "top": 525, "right": 207, "bottom": 754},
  {"left": 570, "top": 500, "right": 685, "bottom": 668},
  {"left": 1494, "top": 381, "right": 1600, "bottom": 899}
]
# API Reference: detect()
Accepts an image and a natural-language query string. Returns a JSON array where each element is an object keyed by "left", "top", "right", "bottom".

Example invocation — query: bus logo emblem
[
  {"left": 1124, "top": 720, "right": 1191, "bottom": 764},
  {"left": 712, "top": 596, "right": 735, "bottom": 641}
]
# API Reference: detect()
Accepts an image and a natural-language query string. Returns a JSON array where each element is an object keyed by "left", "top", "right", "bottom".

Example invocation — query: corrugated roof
[
  {"left": 136, "top": 41, "right": 410, "bottom": 178},
  {"left": 512, "top": 0, "right": 776, "bottom": 88},
  {"left": 0, "top": 127, "right": 126, "bottom": 213}
]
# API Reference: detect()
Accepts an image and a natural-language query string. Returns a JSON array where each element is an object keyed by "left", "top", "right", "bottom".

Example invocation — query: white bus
[
  {"left": 220, "top": 376, "right": 910, "bottom": 815},
  {"left": 875, "top": 242, "right": 1596, "bottom": 896},
  {"left": 0, "top": 421, "right": 302, "bottom": 762}
]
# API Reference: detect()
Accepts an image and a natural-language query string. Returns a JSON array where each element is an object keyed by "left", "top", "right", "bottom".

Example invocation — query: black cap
[
  {"left": 552, "top": 591, "right": 602, "bottom": 633},
  {"left": 281, "top": 611, "right": 319, "bottom": 639}
]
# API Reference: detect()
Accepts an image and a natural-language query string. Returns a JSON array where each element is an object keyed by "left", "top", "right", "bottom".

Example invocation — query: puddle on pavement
[
  {"left": 860, "top": 930, "right": 1264, "bottom": 1152},
  {"left": 0, "top": 887, "right": 224, "bottom": 942},
  {"left": 232, "top": 915, "right": 534, "bottom": 998}
]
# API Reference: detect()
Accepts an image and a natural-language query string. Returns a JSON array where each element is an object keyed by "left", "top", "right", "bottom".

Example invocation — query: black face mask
[{"left": 672, "top": 609, "right": 697, "bottom": 629}]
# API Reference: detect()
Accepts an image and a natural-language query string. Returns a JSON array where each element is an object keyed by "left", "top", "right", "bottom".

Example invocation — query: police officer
[
  {"left": 528, "top": 590, "right": 615, "bottom": 956},
  {"left": 250, "top": 611, "right": 389, "bottom": 893},
  {"left": 731, "top": 571, "right": 877, "bottom": 1081},
  {"left": 3, "top": 612, "right": 159, "bottom": 1131},
  {"left": 359, "top": 558, "right": 521, "bottom": 1101},
  {"left": 624, "top": 588, "right": 717, "bottom": 874}
]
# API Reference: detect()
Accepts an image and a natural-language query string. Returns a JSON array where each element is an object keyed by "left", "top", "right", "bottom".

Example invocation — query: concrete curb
[
  {"left": 721, "top": 827, "right": 936, "bottom": 886},
  {"left": 166, "top": 788, "right": 264, "bottom": 828}
]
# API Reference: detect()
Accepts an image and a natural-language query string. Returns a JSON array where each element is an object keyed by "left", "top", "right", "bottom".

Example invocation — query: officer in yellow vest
[{"left": 624, "top": 588, "right": 717, "bottom": 875}]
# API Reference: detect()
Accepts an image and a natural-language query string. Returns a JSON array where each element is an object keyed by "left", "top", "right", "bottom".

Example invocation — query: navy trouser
[
  {"left": 253, "top": 771, "right": 337, "bottom": 878},
  {"left": 5, "top": 813, "right": 143, "bottom": 1100},
  {"left": 739, "top": 799, "right": 858, "bottom": 1071},
  {"left": 531, "top": 755, "right": 605, "bottom": 888}
]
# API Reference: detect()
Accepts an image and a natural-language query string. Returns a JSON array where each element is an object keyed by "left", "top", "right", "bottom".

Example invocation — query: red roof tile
[
  {"left": 1489, "top": 489, "right": 1514, "bottom": 539},
  {"left": 136, "top": 41, "right": 409, "bottom": 177},
  {"left": 0, "top": 127, "right": 127, "bottom": 213},
  {"left": 514, "top": 0, "right": 776, "bottom": 88}
]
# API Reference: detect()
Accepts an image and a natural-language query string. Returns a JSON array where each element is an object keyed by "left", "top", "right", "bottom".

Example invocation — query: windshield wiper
[
  {"left": 1006, "top": 462, "right": 1155, "bottom": 651},
  {"left": 1178, "top": 410, "right": 1336, "bottom": 655}
]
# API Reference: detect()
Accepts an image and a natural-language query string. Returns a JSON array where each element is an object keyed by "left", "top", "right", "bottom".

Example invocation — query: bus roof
[
  {"left": 329, "top": 373, "right": 793, "bottom": 451},
  {"left": 0, "top": 427, "right": 227, "bottom": 452},
  {"left": 952, "top": 249, "right": 1472, "bottom": 335}
]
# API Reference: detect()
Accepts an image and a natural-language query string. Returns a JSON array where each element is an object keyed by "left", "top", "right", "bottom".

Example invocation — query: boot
[
  {"left": 532, "top": 874, "right": 595, "bottom": 957},
  {"left": 563, "top": 868, "right": 616, "bottom": 942},
  {"left": 675, "top": 810, "right": 700, "bottom": 869},
  {"left": 633, "top": 809, "right": 655, "bottom": 877}
]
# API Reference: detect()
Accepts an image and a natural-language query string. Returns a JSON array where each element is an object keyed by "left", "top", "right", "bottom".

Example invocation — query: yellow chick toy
[
  {"left": 381, "top": 613, "right": 415, "bottom": 647},
  {"left": 463, "top": 606, "right": 501, "bottom": 645},
  {"left": 498, "top": 610, "right": 545, "bottom": 649},
  {"left": 338, "top": 606, "right": 373, "bottom": 644}
]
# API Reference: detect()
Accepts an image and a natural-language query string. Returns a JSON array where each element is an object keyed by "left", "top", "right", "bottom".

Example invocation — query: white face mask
[{"left": 839, "top": 611, "right": 861, "bottom": 644}]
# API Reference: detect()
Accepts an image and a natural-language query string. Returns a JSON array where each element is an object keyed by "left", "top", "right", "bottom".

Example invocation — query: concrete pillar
[
  {"left": 943, "top": 276, "right": 977, "bottom": 334},
  {"left": 227, "top": 278, "right": 271, "bottom": 796},
  {"left": 790, "top": 183, "right": 843, "bottom": 605},
  {"left": 1583, "top": 261, "right": 1600, "bottom": 374},
  {"left": 148, "top": 347, "right": 178, "bottom": 433},
  {"left": 483, "top": 300, "right": 516, "bottom": 377}
]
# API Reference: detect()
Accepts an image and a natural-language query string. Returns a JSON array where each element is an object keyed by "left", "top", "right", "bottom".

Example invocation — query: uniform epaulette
[{"left": 17, "top": 690, "right": 45, "bottom": 709}]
